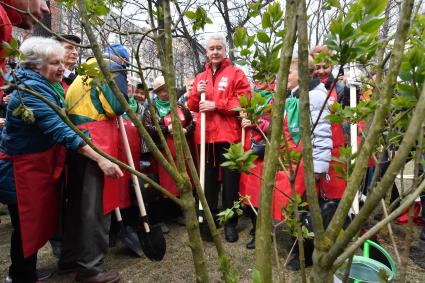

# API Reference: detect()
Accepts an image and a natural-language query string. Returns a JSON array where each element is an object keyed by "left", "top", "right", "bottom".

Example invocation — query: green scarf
[
  {"left": 253, "top": 88, "right": 273, "bottom": 116},
  {"left": 49, "top": 82, "right": 66, "bottom": 107},
  {"left": 285, "top": 97, "right": 301, "bottom": 144},
  {"left": 255, "top": 88, "right": 273, "bottom": 106},
  {"left": 154, "top": 97, "right": 171, "bottom": 117},
  {"left": 123, "top": 96, "right": 139, "bottom": 120}
]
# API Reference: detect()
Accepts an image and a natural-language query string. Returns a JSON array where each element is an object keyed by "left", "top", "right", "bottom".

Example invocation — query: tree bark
[
  {"left": 296, "top": 1, "right": 328, "bottom": 282},
  {"left": 162, "top": 1, "right": 210, "bottom": 281},
  {"left": 254, "top": 1, "right": 297, "bottom": 281}
]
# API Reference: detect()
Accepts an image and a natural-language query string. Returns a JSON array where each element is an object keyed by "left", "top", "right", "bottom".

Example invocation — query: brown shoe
[{"left": 75, "top": 271, "right": 120, "bottom": 283}]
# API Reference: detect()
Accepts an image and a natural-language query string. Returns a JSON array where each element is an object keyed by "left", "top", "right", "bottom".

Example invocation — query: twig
[
  {"left": 284, "top": 239, "right": 298, "bottom": 267},
  {"left": 380, "top": 199, "right": 402, "bottom": 264},
  {"left": 273, "top": 220, "right": 286, "bottom": 283}
]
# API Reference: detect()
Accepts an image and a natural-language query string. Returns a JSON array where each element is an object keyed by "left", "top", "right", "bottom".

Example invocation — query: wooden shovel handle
[
  {"left": 199, "top": 92, "right": 206, "bottom": 222},
  {"left": 118, "top": 116, "right": 150, "bottom": 232}
]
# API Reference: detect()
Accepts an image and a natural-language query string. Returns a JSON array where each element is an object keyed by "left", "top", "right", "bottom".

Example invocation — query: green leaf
[
  {"left": 268, "top": 2, "right": 283, "bottom": 22},
  {"left": 94, "top": 4, "right": 109, "bottom": 16},
  {"left": 234, "top": 27, "right": 248, "bottom": 48},
  {"left": 184, "top": 7, "right": 213, "bottom": 31},
  {"left": 359, "top": 17, "right": 386, "bottom": 33},
  {"left": 397, "top": 83, "right": 417, "bottom": 97},
  {"left": 240, "top": 49, "right": 251, "bottom": 56},
  {"left": 257, "top": 32, "right": 270, "bottom": 43},
  {"left": 247, "top": 35, "right": 255, "bottom": 48},
  {"left": 325, "top": 0, "right": 341, "bottom": 9},
  {"left": 262, "top": 12, "right": 272, "bottom": 29},
  {"left": 362, "top": 0, "right": 388, "bottom": 16},
  {"left": 184, "top": 11, "right": 197, "bottom": 20},
  {"left": 234, "top": 59, "right": 248, "bottom": 66},
  {"left": 325, "top": 113, "right": 344, "bottom": 123},
  {"left": 329, "top": 17, "right": 343, "bottom": 35}
]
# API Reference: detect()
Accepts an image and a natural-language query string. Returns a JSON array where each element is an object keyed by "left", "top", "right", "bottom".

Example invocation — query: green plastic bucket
[{"left": 334, "top": 240, "right": 396, "bottom": 283}]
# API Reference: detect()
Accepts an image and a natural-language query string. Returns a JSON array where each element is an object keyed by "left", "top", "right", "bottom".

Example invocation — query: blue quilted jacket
[{"left": 0, "top": 68, "right": 83, "bottom": 204}]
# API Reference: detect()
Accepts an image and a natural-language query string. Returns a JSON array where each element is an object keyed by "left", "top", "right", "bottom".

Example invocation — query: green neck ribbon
[
  {"left": 255, "top": 89, "right": 273, "bottom": 105},
  {"left": 154, "top": 97, "right": 171, "bottom": 117},
  {"left": 49, "top": 82, "right": 66, "bottom": 107},
  {"left": 285, "top": 97, "right": 301, "bottom": 144},
  {"left": 123, "top": 96, "right": 139, "bottom": 120}
]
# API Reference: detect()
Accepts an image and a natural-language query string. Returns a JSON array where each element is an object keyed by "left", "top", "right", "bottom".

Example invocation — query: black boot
[
  {"left": 246, "top": 209, "right": 256, "bottom": 249},
  {"left": 246, "top": 235, "right": 255, "bottom": 249},
  {"left": 200, "top": 222, "right": 213, "bottom": 242},
  {"left": 224, "top": 224, "right": 238, "bottom": 242},
  {"left": 286, "top": 256, "right": 301, "bottom": 271}
]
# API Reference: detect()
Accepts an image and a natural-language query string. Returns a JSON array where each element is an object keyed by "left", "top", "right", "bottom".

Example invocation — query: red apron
[
  {"left": 239, "top": 127, "right": 268, "bottom": 208},
  {"left": 0, "top": 144, "right": 66, "bottom": 258},
  {"left": 117, "top": 118, "right": 141, "bottom": 208},
  {"left": 77, "top": 119, "right": 120, "bottom": 214},
  {"left": 319, "top": 90, "right": 347, "bottom": 199},
  {"left": 240, "top": 159, "right": 263, "bottom": 208},
  {"left": 273, "top": 163, "right": 306, "bottom": 221},
  {"left": 158, "top": 109, "right": 187, "bottom": 196},
  {"left": 271, "top": 117, "right": 305, "bottom": 220}
]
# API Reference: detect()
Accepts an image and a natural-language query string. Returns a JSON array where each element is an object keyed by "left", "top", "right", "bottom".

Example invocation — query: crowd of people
[{"left": 1, "top": 1, "right": 425, "bottom": 283}]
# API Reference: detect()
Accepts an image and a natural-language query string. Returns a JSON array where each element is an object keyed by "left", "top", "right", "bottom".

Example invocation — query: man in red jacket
[
  {"left": 187, "top": 34, "right": 251, "bottom": 242},
  {"left": 0, "top": 0, "right": 50, "bottom": 99}
]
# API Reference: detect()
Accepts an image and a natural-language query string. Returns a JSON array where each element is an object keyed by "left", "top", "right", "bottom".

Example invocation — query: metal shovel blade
[
  {"left": 118, "top": 223, "right": 143, "bottom": 257},
  {"left": 137, "top": 222, "right": 166, "bottom": 261}
]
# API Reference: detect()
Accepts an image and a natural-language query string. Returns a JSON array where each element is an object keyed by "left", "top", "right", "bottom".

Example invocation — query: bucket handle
[{"left": 362, "top": 240, "right": 397, "bottom": 278}]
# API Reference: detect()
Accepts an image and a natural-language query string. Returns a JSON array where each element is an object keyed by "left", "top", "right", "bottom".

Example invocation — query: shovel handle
[
  {"left": 241, "top": 127, "right": 245, "bottom": 147},
  {"left": 118, "top": 116, "right": 151, "bottom": 233},
  {"left": 349, "top": 85, "right": 359, "bottom": 215},
  {"left": 198, "top": 92, "right": 206, "bottom": 222},
  {"left": 114, "top": 207, "right": 123, "bottom": 222}
]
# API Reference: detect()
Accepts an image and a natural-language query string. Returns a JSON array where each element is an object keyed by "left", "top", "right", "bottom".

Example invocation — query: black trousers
[
  {"left": 8, "top": 204, "right": 37, "bottom": 283},
  {"left": 204, "top": 143, "right": 240, "bottom": 226},
  {"left": 59, "top": 152, "right": 110, "bottom": 276}
]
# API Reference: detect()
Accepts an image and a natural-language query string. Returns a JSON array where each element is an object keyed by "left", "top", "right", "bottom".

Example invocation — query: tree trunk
[{"left": 254, "top": 1, "right": 297, "bottom": 281}]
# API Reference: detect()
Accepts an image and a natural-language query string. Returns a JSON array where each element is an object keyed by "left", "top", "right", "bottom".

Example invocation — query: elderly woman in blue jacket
[{"left": 0, "top": 37, "right": 122, "bottom": 283}]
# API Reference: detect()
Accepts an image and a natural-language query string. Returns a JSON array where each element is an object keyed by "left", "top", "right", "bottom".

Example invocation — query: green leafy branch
[
  {"left": 281, "top": 194, "right": 314, "bottom": 240},
  {"left": 221, "top": 143, "right": 258, "bottom": 174},
  {"left": 233, "top": 2, "right": 285, "bottom": 82},
  {"left": 184, "top": 6, "right": 213, "bottom": 31},
  {"left": 234, "top": 92, "right": 272, "bottom": 126}
]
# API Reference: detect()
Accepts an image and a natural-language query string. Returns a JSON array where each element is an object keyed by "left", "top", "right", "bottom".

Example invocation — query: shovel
[
  {"left": 118, "top": 116, "right": 166, "bottom": 261},
  {"left": 114, "top": 207, "right": 143, "bottom": 257},
  {"left": 198, "top": 91, "right": 212, "bottom": 239},
  {"left": 199, "top": 91, "right": 206, "bottom": 223}
]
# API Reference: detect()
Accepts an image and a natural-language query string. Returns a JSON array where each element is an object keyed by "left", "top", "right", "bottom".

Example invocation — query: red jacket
[
  {"left": 0, "top": 2, "right": 21, "bottom": 100},
  {"left": 187, "top": 58, "right": 251, "bottom": 144}
]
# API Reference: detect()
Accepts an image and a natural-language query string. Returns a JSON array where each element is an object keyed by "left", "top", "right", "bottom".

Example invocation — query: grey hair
[
  {"left": 19, "top": 37, "right": 64, "bottom": 69},
  {"left": 207, "top": 34, "right": 227, "bottom": 50}
]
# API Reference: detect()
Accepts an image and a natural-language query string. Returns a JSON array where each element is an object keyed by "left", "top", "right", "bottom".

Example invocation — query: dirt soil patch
[{"left": 1, "top": 204, "right": 425, "bottom": 282}]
